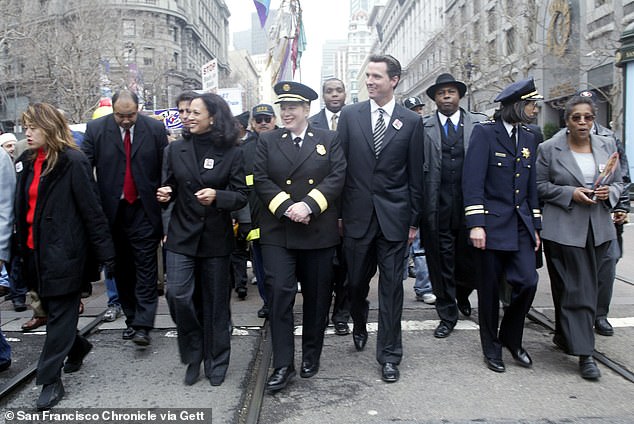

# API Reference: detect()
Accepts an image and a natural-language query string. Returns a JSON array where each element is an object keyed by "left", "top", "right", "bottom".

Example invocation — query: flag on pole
[
  {"left": 266, "top": 0, "right": 306, "bottom": 84},
  {"left": 291, "top": 6, "right": 306, "bottom": 75},
  {"left": 253, "top": 0, "right": 271, "bottom": 28}
]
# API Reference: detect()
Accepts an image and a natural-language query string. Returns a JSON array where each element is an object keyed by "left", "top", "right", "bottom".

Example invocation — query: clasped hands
[
  {"left": 573, "top": 185, "right": 609, "bottom": 205},
  {"left": 285, "top": 202, "right": 311, "bottom": 225}
]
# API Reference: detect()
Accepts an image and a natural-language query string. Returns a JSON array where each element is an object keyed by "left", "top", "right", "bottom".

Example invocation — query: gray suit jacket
[
  {"left": 536, "top": 132, "right": 622, "bottom": 247},
  {"left": 0, "top": 149, "right": 15, "bottom": 262}
]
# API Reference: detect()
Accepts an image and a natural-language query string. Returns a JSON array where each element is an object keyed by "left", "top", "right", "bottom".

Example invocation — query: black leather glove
[
  {"left": 237, "top": 223, "right": 252, "bottom": 241},
  {"left": 103, "top": 260, "right": 116, "bottom": 280}
]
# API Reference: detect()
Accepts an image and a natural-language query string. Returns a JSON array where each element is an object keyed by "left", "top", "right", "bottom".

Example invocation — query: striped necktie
[{"left": 373, "top": 108, "right": 386, "bottom": 158}]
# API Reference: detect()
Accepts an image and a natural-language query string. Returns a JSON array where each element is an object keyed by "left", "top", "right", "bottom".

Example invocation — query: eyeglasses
[
  {"left": 570, "top": 114, "right": 595, "bottom": 122},
  {"left": 255, "top": 116, "right": 272, "bottom": 124}
]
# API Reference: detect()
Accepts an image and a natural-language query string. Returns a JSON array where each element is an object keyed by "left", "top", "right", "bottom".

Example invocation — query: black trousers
[
  {"left": 330, "top": 242, "right": 350, "bottom": 325},
  {"left": 262, "top": 244, "right": 334, "bottom": 368},
  {"left": 344, "top": 214, "right": 407, "bottom": 365},
  {"left": 165, "top": 251, "right": 231, "bottom": 380},
  {"left": 427, "top": 226, "right": 474, "bottom": 326},
  {"left": 112, "top": 200, "right": 159, "bottom": 330},
  {"left": 596, "top": 239, "right": 620, "bottom": 320},
  {"left": 37, "top": 292, "right": 89, "bottom": 385},
  {"left": 230, "top": 237, "right": 249, "bottom": 292},
  {"left": 545, "top": 234, "right": 612, "bottom": 356},
  {"left": 474, "top": 225, "right": 538, "bottom": 360}
]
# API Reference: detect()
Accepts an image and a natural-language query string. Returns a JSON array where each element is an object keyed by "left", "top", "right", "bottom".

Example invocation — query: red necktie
[{"left": 123, "top": 129, "right": 138, "bottom": 203}]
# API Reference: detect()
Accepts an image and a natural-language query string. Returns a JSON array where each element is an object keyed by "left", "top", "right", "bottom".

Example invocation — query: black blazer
[
  {"left": 254, "top": 126, "right": 346, "bottom": 249},
  {"left": 162, "top": 136, "right": 248, "bottom": 257},
  {"left": 82, "top": 113, "right": 168, "bottom": 234},
  {"left": 337, "top": 101, "right": 424, "bottom": 241},
  {"left": 308, "top": 109, "right": 329, "bottom": 130}
]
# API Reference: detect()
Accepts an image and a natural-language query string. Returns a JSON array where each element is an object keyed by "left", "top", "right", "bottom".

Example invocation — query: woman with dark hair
[
  {"left": 15, "top": 103, "right": 114, "bottom": 409},
  {"left": 462, "top": 78, "right": 543, "bottom": 373},
  {"left": 156, "top": 93, "right": 247, "bottom": 386},
  {"left": 537, "top": 95, "right": 622, "bottom": 380}
]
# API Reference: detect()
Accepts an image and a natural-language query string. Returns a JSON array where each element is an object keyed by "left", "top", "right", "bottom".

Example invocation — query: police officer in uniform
[
  {"left": 462, "top": 78, "right": 543, "bottom": 373},
  {"left": 254, "top": 81, "right": 346, "bottom": 393}
]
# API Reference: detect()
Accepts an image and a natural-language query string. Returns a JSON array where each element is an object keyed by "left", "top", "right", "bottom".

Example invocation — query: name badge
[
  {"left": 494, "top": 152, "right": 507, "bottom": 157},
  {"left": 203, "top": 158, "right": 215, "bottom": 169},
  {"left": 15, "top": 161, "right": 23, "bottom": 173}
]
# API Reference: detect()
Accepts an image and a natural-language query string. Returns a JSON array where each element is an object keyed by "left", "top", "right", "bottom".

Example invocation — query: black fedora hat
[{"left": 426, "top": 73, "right": 467, "bottom": 99}]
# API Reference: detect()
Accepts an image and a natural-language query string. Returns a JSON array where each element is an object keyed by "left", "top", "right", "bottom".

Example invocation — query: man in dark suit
[
  {"left": 82, "top": 90, "right": 168, "bottom": 346},
  {"left": 420, "top": 74, "right": 486, "bottom": 339},
  {"left": 463, "top": 78, "right": 542, "bottom": 373},
  {"left": 308, "top": 77, "right": 350, "bottom": 336},
  {"left": 337, "top": 55, "right": 423, "bottom": 383},
  {"left": 255, "top": 81, "right": 346, "bottom": 393}
]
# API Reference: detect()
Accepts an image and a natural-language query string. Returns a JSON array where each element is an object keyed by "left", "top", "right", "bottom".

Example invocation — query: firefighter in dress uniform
[{"left": 254, "top": 81, "right": 346, "bottom": 393}]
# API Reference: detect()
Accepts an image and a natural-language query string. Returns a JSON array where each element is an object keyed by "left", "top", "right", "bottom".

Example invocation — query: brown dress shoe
[{"left": 22, "top": 316, "right": 48, "bottom": 332}]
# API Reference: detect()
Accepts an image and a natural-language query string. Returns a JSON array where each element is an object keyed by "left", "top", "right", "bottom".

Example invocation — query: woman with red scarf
[{"left": 14, "top": 103, "right": 114, "bottom": 410}]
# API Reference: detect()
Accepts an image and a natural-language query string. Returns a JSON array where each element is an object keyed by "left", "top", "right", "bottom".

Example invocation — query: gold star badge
[
  {"left": 316, "top": 144, "right": 326, "bottom": 155},
  {"left": 521, "top": 147, "right": 530, "bottom": 159},
  {"left": 282, "top": 83, "right": 291, "bottom": 92}
]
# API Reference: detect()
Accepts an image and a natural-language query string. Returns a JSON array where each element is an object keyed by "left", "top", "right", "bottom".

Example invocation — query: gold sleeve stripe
[
  {"left": 307, "top": 189, "right": 328, "bottom": 213},
  {"left": 532, "top": 209, "right": 541, "bottom": 214},
  {"left": 465, "top": 210, "right": 486, "bottom": 216},
  {"left": 269, "top": 192, "right": 291, "bottom": 214},
  {"left": 246, "top": 174, "right": 254, "bottom": 186},
  {"left": 465, "top": 205, "right": 485, "bottom": 212}
]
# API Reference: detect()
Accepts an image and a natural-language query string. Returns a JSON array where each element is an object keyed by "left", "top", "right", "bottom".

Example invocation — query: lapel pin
[
  {"left": 203, "top": 158, "right": 215, "bottom": 169},
  {"left": 392, "top": 119, "right": 403, "bottom": 130}
]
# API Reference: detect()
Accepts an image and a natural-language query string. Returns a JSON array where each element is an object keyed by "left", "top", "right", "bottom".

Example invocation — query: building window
[
  {"left": 143, "top": 22, "right": 155, "bottom": 37},
  {"left": 488, "top": 39, "right": 496, "bottom": 64},
  {"left": 488, "top": 7, "right": 495, "bottom": 34},
  {"left": 144, "top": 48, "right": 154, "bottom": 66},
  {"left": 123, "top": 19, "right": 136, "bottom": 37}
]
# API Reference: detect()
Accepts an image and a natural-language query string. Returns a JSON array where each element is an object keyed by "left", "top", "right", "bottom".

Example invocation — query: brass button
[
  {"left": 515, "top": 189, "right": 520, "bottom": 194},
  {"left": 286, "top": 179, "right": 292, "bottom": 185},
  {"left": 516, "top": 173, "right": 520, "bottom": 178},
  {"left": 516, "top": 205, "right": 520, "bottom": 209},
  {"left": 516, "top": 158, "right": 520, "bottom": 162},
  {"left": 308, "top": 179, "right": 314, "bottom": 184},
  {"left": 497, "top": 162, "right": 502, "bottom": 166}
]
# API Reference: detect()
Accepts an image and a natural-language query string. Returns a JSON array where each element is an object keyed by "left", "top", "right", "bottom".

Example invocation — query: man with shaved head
[{"left": 82, "top": 89, "right": 168, "bottom": 346}]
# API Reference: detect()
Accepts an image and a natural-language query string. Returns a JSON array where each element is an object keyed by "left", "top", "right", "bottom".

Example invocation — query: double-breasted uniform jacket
[
  {"left": 162, "top": 136, "right": 248, "bottom": 257},
  {"left": 253, "top": 126, "right": 346, "bottom": 249},
  {"left": 14, "top": 148, "right": 115, "bottom": 297},
  {"left": 421, "top": 109, "right": 485, "bottom": 242},
  {"left": 337, "top": 101, "right": 424, "bottom": 241},
  {"left": 82, "top": 113, "right": 168, "bottom": 234},
  {"left": 462, "top": 120, "right": 542, "bottom": 250},
  {"left": 536, "top": 132, "right": 622, "bottom": 248}
]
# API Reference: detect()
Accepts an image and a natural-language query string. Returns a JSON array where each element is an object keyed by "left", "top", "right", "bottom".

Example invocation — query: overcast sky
[{"left": 228, "top": 0, "right": 351, "bottom": 107}]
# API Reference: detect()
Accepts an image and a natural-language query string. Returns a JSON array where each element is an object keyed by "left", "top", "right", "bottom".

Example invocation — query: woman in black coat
[
  {"left": 157, "top": 93, "right": 247, "bottom": 386},
  {"left": 15, "top": 103, "right": 115, "bottom": 410}
]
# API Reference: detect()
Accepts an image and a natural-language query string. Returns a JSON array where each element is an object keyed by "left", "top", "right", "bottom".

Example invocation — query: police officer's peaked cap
[
  {"left": 576, "top": 89, "right": 600, "bottom": 103},
  {"left": 274, "top": 81, "right": 318, "bottom": 104},
  {"left": 403, "top": 96, "right": 425, "bottom": 110},
  {"left": 494, "top": 77, "right": 544, "bottom": 105},
  {"left": 252, "top": 103, "right": 275, "bottom": 116},
  {"left": 235, "top": 111, "right": 250, "bottom": 128},
  {"left": 426, "top": 73, "right": 467, "bottom": 99}
]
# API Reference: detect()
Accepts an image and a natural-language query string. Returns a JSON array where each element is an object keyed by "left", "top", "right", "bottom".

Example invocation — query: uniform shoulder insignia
[
  {"left": 521, "top": 124, "right": 532, "bottom": 131},
  {"left": 481, "top": 119, "right": 496, "bottom": 125}
]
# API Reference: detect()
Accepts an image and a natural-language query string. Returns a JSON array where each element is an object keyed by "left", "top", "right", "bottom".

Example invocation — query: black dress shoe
[
  {"left": 184, "top": 362, "right": 201, "bottom": 386},
  {"left": 122, "top": 326, "right": 136, "bottom": 340},
  {"left": 352, "top": 326, "right": 368, "bottom": 351},
  {"left": 456, "top": 297, "right": 471, "bottom": 316},
  {"left": 433, "top": 321, "right": 454, "bottom": 338},
  {"left": 266, "top": 365, "right": 296, "bottom": 392},
  {"left": 64, "top": 341, "right": 93, "bottom": 373},
  {"left": 37, "top": 379, "right": 64, "bottom": 410},
  {"left": 334, "top": 322, "right": 350, "bottom": 336},
  {"left": 579, "top": 355, "right": 601, "bottom": 380},
  {"left": 506, "top": 346, "right": 532, "bottom": 368},
  {"left": 132, "top": 329, "right": 151, "bottom": 346},
  {"left": 381, "top": 362, "right": 399, "bottom": 383},
  {"left": 484, "top": 357, "right": 505, "bottom": 373},
  {"left": 257, "top": 305, "right": 269, "bottom": 319},
  {"left": 595, "top": 318, "right": 614, "bottom": 336},
  {"left": 13, "top": 300, "right": 27, "bottom": 312},
  {"left": 0, "top": 359, "right": 11, "bottom": 372},
  {"left": 236, "top": 287, "right": 247, "bottom": 300},
  {"left": 209, "top": 374, "right": 226, "bottom": 386},
  {"left": 300, "top": 361, "right": 320, "bottom": 378}
]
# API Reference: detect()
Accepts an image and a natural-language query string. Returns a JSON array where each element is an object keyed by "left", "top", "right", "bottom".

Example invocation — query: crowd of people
[{"left": 0, "top": 53, "right": 630, "bottom": 410}]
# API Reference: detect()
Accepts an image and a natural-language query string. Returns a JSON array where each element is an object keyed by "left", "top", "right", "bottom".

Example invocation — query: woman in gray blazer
[{"left": 536, "top": 95, "right": 622, "bottom": 380}]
